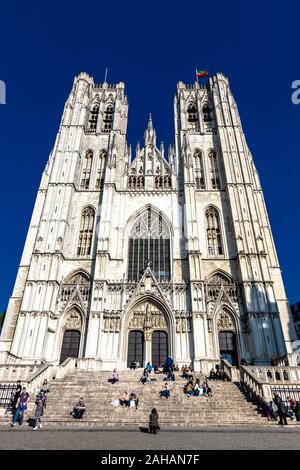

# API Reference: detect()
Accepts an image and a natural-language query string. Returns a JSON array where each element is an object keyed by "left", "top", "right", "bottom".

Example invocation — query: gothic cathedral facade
[{"left": 0, "top": 72, "right": 296, "bottom": 370}]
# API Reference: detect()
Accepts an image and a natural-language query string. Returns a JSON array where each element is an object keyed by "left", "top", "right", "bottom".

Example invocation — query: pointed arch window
[
  {"left": 128, "top": 173, "right": 145, "bottom": 189},
  {"left": 208, "top": 149, "right": 220, "bottom": 189},
  {"left": 187, "top": 102, "right": 198, "bottom": 125},
  {"left": 128, "top": 208, "right": 170, "bottom": 282},
  {"left": 205, "top": 206, "right": 223, "bottom": 256},
  {"left": 88, "top": 103, "right": 99, "bottom": 131},
  {"left": 80, "top": 150, "right": 93, "bottom": 190},
  {"left": 163, "top": 175, "right": 172, "bottom": 189},
  {"left": 102, "top": 104, "right": 114, "bottom": 132},
  {"left": 203, "top": 103, "right": 212, "bottom": 122},
  {"left": 95, "top": 150, "right": 107, "bottom": 189},
  {"left": 77, "top": 207, "right": 95, "bottom": 256},
  {"left": 193, "top": 149, "right": 205, "bottom": 189}
]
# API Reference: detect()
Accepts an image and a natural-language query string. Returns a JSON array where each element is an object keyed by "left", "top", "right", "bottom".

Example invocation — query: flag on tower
[{"left": 196, "top": 69, "right": 209, "bottom": 78}]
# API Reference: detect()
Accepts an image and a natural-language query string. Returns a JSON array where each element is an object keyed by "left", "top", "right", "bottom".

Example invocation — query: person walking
[
  {"left": 33, "top": 390, "right": 46, "bottom": 430},
  {"left": 11, "top": 387, "right": 30, "bottom": 427},
  {"left": 12, "top": 380, "right": 22, "bottom": 414},
  {"left": 269, "top": 400, "right": 278, "bottom": 421},
  {"left": 294, "top": 401, "right": 300, "bottom": 421},
  {"left": 149, "top": 408, "right": 159, "bottom": 434},
  {"left": 274, "top": 393, "right": 288, "bottom": 425}
]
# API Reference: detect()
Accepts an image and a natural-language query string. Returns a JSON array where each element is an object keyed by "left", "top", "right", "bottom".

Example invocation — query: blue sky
[{"left": 0, "top": 1, "right": 299, "bottom": 311}]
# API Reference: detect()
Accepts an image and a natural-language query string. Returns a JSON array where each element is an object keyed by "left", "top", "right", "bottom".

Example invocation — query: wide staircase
[{"left": 14, "top": 369, "right": 275, "bottom": 428}]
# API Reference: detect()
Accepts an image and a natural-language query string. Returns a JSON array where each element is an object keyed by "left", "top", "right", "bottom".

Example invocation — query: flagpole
[
  {"left": 104, "top": 67, "right": 108, "bottom": 83},
  {"left": 195, "top": 68, "right": 199, "bottom": 84}
]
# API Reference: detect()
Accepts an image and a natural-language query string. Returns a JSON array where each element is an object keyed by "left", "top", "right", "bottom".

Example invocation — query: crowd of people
[
  {"left": 119, "top": 391, "right": 139, "bottom": 409},
  {"left": 10, "top": 378, "right": 49, "bottom": 430},
  {"left": 184, "top": 377, "right": 212, "bottom": 398},
  {"left": 262, "top": 393, "right": 300, "bottom": 424},
  {"left": 209, "top": 365, "right": 228, "bottom": 381}
]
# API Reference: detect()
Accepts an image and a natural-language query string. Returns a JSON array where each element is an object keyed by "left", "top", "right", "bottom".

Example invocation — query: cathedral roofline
[
  {"left": 73, "top": 71, "right": 125, "bottom": 90},
  {"left": 176, "top": 72, "right": 229, "bottom": 90}
]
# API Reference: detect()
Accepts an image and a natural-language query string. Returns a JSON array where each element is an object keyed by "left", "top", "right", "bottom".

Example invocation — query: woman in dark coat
[
  {"left": 274, "top": 393, "right": 289, "bottom": 425},
  {"left": 149, "top": 408, "right": 159, "bottom": 434}
]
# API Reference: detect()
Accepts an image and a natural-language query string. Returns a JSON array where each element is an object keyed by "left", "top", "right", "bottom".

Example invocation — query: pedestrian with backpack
[{"left": 33, "top": 390, "right": 47, "bottom": 430}]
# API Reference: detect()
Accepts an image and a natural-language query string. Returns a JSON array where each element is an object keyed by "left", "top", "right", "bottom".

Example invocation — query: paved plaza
[{"left": 1, "top": 427, "right": 300, "bottom": 450}]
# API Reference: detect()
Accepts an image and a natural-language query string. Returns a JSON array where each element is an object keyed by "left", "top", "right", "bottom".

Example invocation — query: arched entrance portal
[
  {"left": 216, "top": 308, "right": 239, "bottom": 366},
  {"left": 127, "top": 330, "right": 144, "bottom": 367},
  {"left": 218, "top": 331, "right": 238, "bottom": 366},
  {"left": 59, "top": 308, "right": 83, "bottom": 364},
  {"left": 126, "top": 300, "right": 169, "bottom": 367},
  {"left": 59, "top": 330, "right": 81, "bottom": 364}
]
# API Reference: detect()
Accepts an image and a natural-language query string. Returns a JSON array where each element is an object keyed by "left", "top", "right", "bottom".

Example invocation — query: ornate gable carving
[
  {"left": 63, "top": 310, "right": 82, "bottom": 330},
  {"left": 216, "top": 309, "right": 235, "bottom": 331}
]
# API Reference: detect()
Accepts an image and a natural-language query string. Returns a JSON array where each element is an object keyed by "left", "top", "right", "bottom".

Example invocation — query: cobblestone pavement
[{"left": 1, "top": 427, "right": 300, "bottom": 450}]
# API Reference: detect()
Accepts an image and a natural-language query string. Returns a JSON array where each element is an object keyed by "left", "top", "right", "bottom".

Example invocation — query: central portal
[{"left": 126, "top": 300, "right": 169, "bottom": 367}]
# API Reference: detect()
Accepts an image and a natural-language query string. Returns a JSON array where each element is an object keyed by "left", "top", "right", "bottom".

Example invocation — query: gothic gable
[{"left": 125, "top": 266, "right": 170, "bottom": 309}]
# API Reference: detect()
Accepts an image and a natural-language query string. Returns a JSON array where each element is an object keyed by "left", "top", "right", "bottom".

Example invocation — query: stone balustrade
[
  {"left": 23, "top": 363, "right": 54, "bottom": 394},
  {"left": 221, "top": 359, "right": 240, "bottom": 382},
  {"left": 246, "top": 365, "right": 300, "bottom": 383},
  {"left": 0, "top": 364, "right": 39, "bottom": 381},
  {"left": 0, "top": 351, "right": 21, "bottom": 364},
  {"left": 199, "top": 358, "right": 220, "bottom": 374}
]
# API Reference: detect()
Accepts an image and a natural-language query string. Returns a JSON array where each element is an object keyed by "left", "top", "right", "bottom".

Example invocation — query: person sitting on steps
[
  {"left": 120, "top": 390, "right": 130, "bottom": 407},
  {"left": 41, "top": 379, "right": 50, "bottom": 394},
  {"left": 130, "top": 361, "right": 137, "bottom": 370},
  {"left": 181, "top": 364, "right": 189, "bottom": 379},
  {"left": 140, "top": 368, "right": 149, "bottom": 385},
  {"left": 202, "top": 378, "right": 213, "bottom": 397},
  {"left": 185, "top": 380, "right": 194, "bottom": 397},
  {"left": 160, "top": 383, "right": 170, "bottom": 399},
  {"left": 193, "top": 379, "right": 203, "bottom": 397},
  {"left": 71, "top": 397, "right": 86, "bottom": 419},
  {"left": 129, "top": 392, "right": 139, "bottom": 409},
  {"left": 109, "top": 369, "right": 119, "bottom": 384}
]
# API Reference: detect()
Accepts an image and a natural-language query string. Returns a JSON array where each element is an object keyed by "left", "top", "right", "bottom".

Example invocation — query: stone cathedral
[{"left": 0, "top": 72, "right": 296, "bottom": 371}]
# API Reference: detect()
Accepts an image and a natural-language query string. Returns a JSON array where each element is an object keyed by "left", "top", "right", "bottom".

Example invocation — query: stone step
[{"left": 16, "top": 369, "right": 270, "bottom": 427}]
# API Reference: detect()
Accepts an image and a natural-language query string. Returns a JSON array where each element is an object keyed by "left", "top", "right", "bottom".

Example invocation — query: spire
[{"left": 144, "top": 113, "right": 156, "bottom": 145}]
